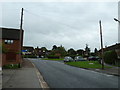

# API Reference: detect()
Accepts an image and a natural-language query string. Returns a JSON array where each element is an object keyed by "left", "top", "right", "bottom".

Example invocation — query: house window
[{"left": 4, "top": 40, "right": 14, "bottom": 44}]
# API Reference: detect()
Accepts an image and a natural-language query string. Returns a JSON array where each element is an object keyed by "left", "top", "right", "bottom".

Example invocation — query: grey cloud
[{"left": 1, "top": 2, "right": 118, "bottom": 51}]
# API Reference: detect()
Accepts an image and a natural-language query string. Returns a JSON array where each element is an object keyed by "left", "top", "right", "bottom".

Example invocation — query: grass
[
  {"left": 42, "top": 58, "right": 64, "bottom": 61},
  {"left": 65, "top": 61, "right": 112, "bottom": 69}
]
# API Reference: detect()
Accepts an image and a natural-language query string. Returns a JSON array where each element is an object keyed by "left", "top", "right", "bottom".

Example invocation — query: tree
[
  {"left": 68, "top": 48, "right": 76, "bottom": 59},
  {"left": 85, "top": 44, "right": 90, "bottom": 56},
  {"left": 52, "top": 45, "right": 57, "bottom": 50},
  {"left": 55, "top": 46, "right": 67, "bottom": 58},
  {"left": 49, "top": 45, "right": 67, "bottom": 58},
  {"left": 94, "top": 48, "right": 98, "bottom": 56},
  {"left": 76, "top": 49, "right": 84, "bottom": 56}
]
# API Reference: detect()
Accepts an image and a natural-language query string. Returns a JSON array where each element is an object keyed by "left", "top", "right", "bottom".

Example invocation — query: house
[
  {"left": 35, "top": 46, "right": 47, "bottom": 58},
  {"left": 98, "top": 43, "right": 120, "bottom": 59},
  {"left": 22, "top": 46, "right": 35, "bottom": 55},
  {"left": 0, "top": 27, "right": 24, "bottom": 67}
]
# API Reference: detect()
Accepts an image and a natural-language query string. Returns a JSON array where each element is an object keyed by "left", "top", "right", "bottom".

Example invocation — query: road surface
[
  {"left": 0, "top": 69, "right": 2, "bottom": 90},
  {"left": 29, "top": 58, "right": 119, "bottom": 88}
]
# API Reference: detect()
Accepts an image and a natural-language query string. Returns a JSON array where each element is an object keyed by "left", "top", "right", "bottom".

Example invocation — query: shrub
[
  {"left": 47, "top": 55, "right": 59, "bottom": 59},
  {"left": 3, "top": 64, "right": 19, "bottom": 69},
  {"left": 104, "top": 50, "right": 118, "bottom": 65},
  {"left": 69, "top": 55, "right": 76, "bottom": 59},
  {"left": 23, "top": 55, "right": 37, "bottom": 58}
]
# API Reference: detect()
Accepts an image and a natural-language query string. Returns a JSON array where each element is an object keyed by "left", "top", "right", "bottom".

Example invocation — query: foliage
[
  {"left": 68, "top": 48, "right": 76, "bottom": 55},
  {"left": 3, "top": 64, "right": 19, "bottom": 69},
  {"left": 94, "top": 48, "right": 98, "bottom": 55},
  {"left": 76, "top": 49, "right": 84, "bottom": 56},
  {"left": 104, "top": 50, "right": 118, "bottom": 65},
  {"left": 52, "top": 45, "right": 57, "bottom": 50},
  {"left": 85, "top": 44, "right": 90, "bottom": 55},
  {"left": 23, "top": 55, "right": 37, "bottom": 58},
  {"left": 47, "top": 55, "right": 60, "bottom": 59},
  {"left": 90, "top": 52, "right": 96, "bottom": 56},
  {"left": 50, "top": 45, "right": 67, "bottom": 58},
  {"left": 0, "top": 43, "right": 9, "bottom": 53}
]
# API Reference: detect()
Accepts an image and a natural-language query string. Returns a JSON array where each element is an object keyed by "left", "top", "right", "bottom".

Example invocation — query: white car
[{"left": 64, "top": 56, "right": 74, "bottom": 62}]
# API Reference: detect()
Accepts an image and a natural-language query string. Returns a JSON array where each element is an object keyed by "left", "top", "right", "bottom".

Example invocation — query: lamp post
[{"left": 114, "top": 18, "right": 120, "bottom": 43}]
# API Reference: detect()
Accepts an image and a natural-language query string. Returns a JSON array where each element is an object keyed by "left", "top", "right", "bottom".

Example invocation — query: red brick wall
[
  {"left": 1, "top": 39, "right": 22, "bottom": 66},
  {"left": 2, "top": 39, "right": 20, "bottom": 52}
]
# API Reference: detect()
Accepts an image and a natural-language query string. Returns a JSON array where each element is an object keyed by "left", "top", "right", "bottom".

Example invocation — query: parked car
[
  {"left": 88, "top": 56, "right": 99, "bottom": 61},
  {"left": 74, "top": 56, "right": 86, "bottom": 61},
  {"left": 64, "top": 56, "right": 74, "bottom": 62}
]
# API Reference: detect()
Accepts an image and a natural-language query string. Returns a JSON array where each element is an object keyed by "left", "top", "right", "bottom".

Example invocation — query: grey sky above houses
[{"left": 0, "top": 1, "right": 119, "bottom": 51}]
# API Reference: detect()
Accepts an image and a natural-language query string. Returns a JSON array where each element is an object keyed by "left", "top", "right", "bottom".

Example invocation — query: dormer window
[{"left": 4, "top": 40, "right": 14, "bottom": 44}]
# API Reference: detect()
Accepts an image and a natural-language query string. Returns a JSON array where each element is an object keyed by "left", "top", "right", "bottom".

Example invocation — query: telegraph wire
[{"left": 24, "top": 9, "right": 81, "bottom": 31}]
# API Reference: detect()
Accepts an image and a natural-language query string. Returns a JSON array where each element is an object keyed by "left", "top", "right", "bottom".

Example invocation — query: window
[{"left": 4, "top": 40, "right": 14, "bottom": 44}]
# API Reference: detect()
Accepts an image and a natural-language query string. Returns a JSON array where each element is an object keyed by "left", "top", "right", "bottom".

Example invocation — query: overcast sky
[{"left": 0, "top": 1, "right": 119, "bottom": 51}]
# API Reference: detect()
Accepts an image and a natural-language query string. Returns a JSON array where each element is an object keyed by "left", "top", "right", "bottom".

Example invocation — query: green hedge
[
  {"left": 3, "top": 64, "right": 19, "bottom": 69},
  {"left": 23, "top": 55, "right": 37, "bottom": 58},
  {"left": 47, "top": 55, "right": 60, "bottom": 59},
  {"left": 104, "top": 50, "right": 118, "bottom": 65}
]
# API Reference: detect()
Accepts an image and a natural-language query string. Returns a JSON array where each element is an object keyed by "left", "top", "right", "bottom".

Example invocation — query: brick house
[
  {"left": 98, "top": 43, "right": 120, "bottom": 59},
  {"left": 0, "top": 27, "right": 24, "bottom": 67},
  {"left": 22, "top": 46, "right": 35, "bottom": 55}
]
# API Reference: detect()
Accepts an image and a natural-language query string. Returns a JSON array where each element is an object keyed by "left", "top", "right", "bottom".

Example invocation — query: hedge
[{"left": 104, "top": 50, "right": 118, "bottom": 65}]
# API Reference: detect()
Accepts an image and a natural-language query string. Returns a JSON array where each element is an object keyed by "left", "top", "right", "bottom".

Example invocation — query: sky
[{"left": 0, "top": 0, "right": 119, "bottom": 51}]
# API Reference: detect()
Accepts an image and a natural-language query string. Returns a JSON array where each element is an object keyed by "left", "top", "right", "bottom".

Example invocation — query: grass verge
[{"left": 65, "top": 61, "right": 112, "bottom": 69}]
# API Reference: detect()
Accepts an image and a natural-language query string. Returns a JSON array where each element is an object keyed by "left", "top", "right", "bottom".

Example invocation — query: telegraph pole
[
  {"left": 19, "top": 8, "right": 24, "bottom": 68},
  {"left": 20, "top": 8, "right": 24, "bottom": 30},
  {"left": 99, "top": 20, "right": 104, "bottom": 70}
]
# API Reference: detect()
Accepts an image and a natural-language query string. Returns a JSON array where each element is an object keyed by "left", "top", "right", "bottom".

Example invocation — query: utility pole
[
  {"left": 99, "top": 20, "right": 104, "bottom": 70},
  {"left": 19, "top": 8, "right": 24, "bottom": 68},
  {"left": 20, "top": 8, "right": 24, "bottom": 30},
  {"left": 114, "top": 18, "right": 120, "bottom": 43}
]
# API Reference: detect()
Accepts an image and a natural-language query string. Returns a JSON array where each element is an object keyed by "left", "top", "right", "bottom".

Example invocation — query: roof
[
  {"left": 0, "top": 27, "right": 24, "bottom": 40},
  {"left": 98, "top": 43, "right": 120, "bottom": 52},
  {"left": 23, "top": 46, "right": 34, "bottom": 52}
]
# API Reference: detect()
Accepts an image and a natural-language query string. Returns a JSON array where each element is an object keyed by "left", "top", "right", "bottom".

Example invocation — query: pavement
[
  {"left": 86, "top": 64, "right": 120, "bottom": 77},
  {"left": 2, "top": 59, "right": 42, "bottom": 89}
]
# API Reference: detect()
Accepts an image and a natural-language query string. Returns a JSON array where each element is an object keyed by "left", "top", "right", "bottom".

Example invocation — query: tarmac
[
  {"left": 2, "top": 59, "right": 43, "bottom": 89},
  {"left": 0, "top": 69, "right": 2, "bottom": 90}
]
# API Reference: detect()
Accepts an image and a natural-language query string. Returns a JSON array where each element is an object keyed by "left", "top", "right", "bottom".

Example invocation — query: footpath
[
  {"left": 87, "top": 64, "right": 120, "bottom": 76},
  {"left": 2, "top": 59, "right": 42, "bottom": 89}
]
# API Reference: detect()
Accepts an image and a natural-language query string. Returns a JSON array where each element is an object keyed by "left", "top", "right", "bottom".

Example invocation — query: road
[
  {"left": 29, "top": 58, "right": 119, "bottom": 88},
  {"left": 0, "top": 69, "right": 2, "bottom": 90}
]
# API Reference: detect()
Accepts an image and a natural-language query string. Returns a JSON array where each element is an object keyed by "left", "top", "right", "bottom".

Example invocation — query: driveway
[{"left": 29, "top": 58, "right": 119, "bottom": 88}]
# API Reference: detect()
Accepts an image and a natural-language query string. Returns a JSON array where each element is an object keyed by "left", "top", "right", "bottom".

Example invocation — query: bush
[
  {"left": 23, "top": 55, "right": 37, "bottom": 58},
  {"left": 47, "top": 55, "right": 59, "bottom": 59},
  {"left": 3, "top": 64, "right": 19, "bottom": 69},
  {"left": 69, "top": 55, "right": 76, "bottom": 59},
  {"left": 104, "top": 50, "right": 118, "bottom": 65}
]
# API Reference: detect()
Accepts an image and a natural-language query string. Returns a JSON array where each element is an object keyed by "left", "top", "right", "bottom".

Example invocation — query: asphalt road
[
  {"left": 0, "top": 70, "right": 2, "bottom": 90},
  {"left": 29, "top": 58, "right": 119, "bottom": 88}
]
